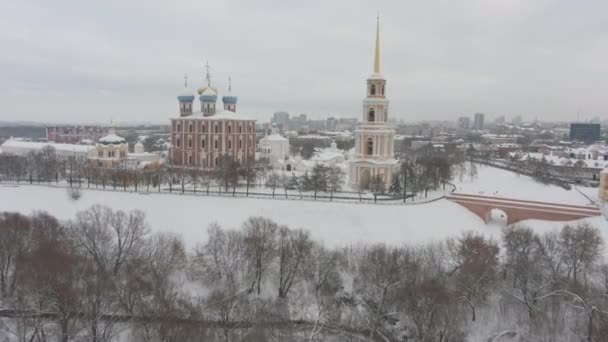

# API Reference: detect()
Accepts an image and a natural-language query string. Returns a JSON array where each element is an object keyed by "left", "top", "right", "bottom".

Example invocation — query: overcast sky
[{"left": 1, "top": 0, "right": 607, "bottom": 124}]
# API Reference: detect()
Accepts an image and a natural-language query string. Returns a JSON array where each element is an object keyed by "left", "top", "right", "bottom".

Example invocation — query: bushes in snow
[{"left": 0, "top": 209, "right": 607, "bottom": 341}]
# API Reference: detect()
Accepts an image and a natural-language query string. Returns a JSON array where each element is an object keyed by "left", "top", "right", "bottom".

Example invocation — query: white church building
[{"left": 258, "top": 125, "right": 292, "bottom": 170}]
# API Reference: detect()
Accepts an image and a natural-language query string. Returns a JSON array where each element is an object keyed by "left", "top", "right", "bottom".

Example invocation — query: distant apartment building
[
  {"left": 511, "top": 115, "right": 523, "bottom": 126},
  {"left": 570, "top": 123, "right": 600, "bottom": 143},
  {"left": 336, "top": 118, "right": 357, "bottom": 131},
  {"left": 326, "top": 117, "right": 338, "bottom": 131},
  {"left": 473, "top": 113, "right": 485, "bottom": 130},
  {"left": 457, "top": 116, "right": 470, "bottom": 129},
  {"left": 308, "top": 119, "right": 326, "bottom": 131},
  {"left": 288, "top": 114, "right": 308, "bottom": 132},
  {"left": 271, "top": 111, "right": 290, "bottom": 132},
  {"left": 46, "top": 125, "right": 109, "bottom": 143}
]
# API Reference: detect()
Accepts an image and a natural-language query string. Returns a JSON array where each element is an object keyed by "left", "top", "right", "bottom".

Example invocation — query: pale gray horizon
[{"left": 1, "top": 0, "right": 607, "bottom": 124}]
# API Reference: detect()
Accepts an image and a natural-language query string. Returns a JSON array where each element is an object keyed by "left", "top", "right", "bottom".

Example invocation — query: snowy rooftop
[
  {"left": 311, "top": 150, "right": 344, "bottom": 162},
  {"left": 0, "top": 139, "right": 94, "bottom": 153},
  {"left": 99, "top": 133, "right": 126, "bottom": 145},
  {"left": 261, "top": 133, "right": 288, "bottom": 142},
  {"left": 512, "top": 152, "right": 608, "bottom": 169}
]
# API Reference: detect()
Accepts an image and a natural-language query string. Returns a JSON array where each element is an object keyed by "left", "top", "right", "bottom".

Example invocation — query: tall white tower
[{"left": 349, "top": 17, "right": 397, "bottom": 189}]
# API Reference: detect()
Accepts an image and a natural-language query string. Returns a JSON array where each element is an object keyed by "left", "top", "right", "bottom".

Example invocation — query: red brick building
[{"left": 170, "top": 76, "right": 256, "bottom": 168}]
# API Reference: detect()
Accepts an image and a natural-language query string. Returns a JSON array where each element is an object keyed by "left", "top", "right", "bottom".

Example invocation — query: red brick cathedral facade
[{"left": 170, "top": 75, "right": 256, "bottom": 168}]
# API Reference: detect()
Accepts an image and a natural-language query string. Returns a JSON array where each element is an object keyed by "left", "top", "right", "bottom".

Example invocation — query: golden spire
[{"left": 374, "top": 15, "right": 381, "bottom": 74}]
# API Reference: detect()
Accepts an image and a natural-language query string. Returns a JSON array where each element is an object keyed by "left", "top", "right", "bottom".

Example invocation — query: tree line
[{"left": 1, "top": 208, "right": 607, "bottom": 341}]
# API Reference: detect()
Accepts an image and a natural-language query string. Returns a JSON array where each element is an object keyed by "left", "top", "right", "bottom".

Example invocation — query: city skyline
[{"left": 1, "top": 1, "right": 608, "bottom": 124}]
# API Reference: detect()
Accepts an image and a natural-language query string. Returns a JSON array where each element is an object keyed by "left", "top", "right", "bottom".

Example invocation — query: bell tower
[
  {"left": 350, "top": 16, "right": 397, "bottom": 190},
  {"left": 362, "top": 17, "right": 388, "bottom": 124}
]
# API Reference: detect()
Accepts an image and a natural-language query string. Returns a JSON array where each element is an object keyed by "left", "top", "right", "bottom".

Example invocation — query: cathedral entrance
[{"left": 359, "top": 168, "right": 371, "bottom": 190}]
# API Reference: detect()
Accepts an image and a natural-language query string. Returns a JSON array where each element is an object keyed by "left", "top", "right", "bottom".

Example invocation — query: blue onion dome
[
  {"left": 177, "top": 88, "right": 195, "bottom": 102},
  {"left": 222, "top": 94, "right": 238, "bottom": 104},
  {"left": 177, "top": 92, "right": 194, "bottom": 102},
  {"left": 199, "top": 87, "right": 218, "bottom": 102}
]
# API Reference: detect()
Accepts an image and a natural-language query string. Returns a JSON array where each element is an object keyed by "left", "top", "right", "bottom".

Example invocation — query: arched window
[
  {"left": 228, "top": 125, "right": 232, "bottom": 133},
  {"left": 189, "top": 124, "right": 193, "bottom": 133},
  {"left": 201, "top": 139, "right": 205, "bottom": 148},
  {"left": 188, "top": 138, "right": 192, "bottom": 148},
  {"left": 370, "top": 84, "right": 376, "bottom": 95},
  {"left": 202, "top": 124, "right": 206, "bottom": 133},
  {"left": 176, "top": 138, "right": 180, "bottom": 147},
  {"left": 367, "top": 138, "right": 373, "bottom": 155},
  {"left": 214, "top": 125, "right": 218, "bottom": 133},
  {"left": 239, "top": 139, "right": 242, "bottom": 149},
  {"left": 214, "top": 140, "right": 218, "bottom": 149},
  {"left": 177, "top": 123, "right": 181, "bottom": 132},
  {"left": 228, "top": 140, "right": 232, "bottom": 149},
  {"left": 381, "top": 84, "right": 385, "bottom": 95},
  {"left": 238, "top": 126, "right": 242, "bottom": 133},
  {"left": 188, "top": 155, "right": 192, "bottom": 164},
  {"left": 368, "top": 108, "right": 375, "bottom": 122}
]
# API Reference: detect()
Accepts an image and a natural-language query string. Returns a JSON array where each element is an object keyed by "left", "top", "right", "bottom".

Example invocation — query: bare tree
[
  {"left": 559, "top": 222, "right": 603, "bottom": 284},
  {"left": 70, "top": 205, "right": 149, "bottom": 275},
  {"left": 356, "top": 244, "right": 406, "bottom": 339},
  {"left": 20, "top": 238, "right": 85, "bottom": 342},
  {"left": 242, "top": 217, "right": 278, "bottom": 295},
  {"left": 0, "top": 212, "right": 31, "bottom": 299},
  {"left": 327, "top": 166, "right": 345, "bottom": 201},
  {"left": 448, "top": 232, "right": 499, "bottom": 322},
  {"left": 276, "top": 226, "right": 313, "bottom": 298},
  {"left": 193, "top": 223, "right": 245, "bottom": 288},
  {"left": 266, "top": 171, "right": 281, "bottom": 198},
  {"left": 241, "top": 157, "right": 258, "bottom": 197},
  {"left": 133, "top": 232, "right": 189, "bottom": 342},
  {"left": 369, "top": 175, "right": 385, "bottom": 203},
  {"left": 502, "top": 225, "right": 551, "bottom": 324}
]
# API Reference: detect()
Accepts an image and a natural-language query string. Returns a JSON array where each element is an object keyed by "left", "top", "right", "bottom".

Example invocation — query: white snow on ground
[
  {"left": 0, "top": 185, "right": 495, "bottom": 248},
  {"left": 1, "top": 183, "right": 607, "bottom": 250},
  {"left": 453, "top": 163, "right": 595, "bottom": 206}
]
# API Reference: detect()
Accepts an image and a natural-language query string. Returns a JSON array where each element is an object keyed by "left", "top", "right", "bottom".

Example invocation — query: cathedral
[
  {"left": 170, "top": 67, "right": 257, "bottom": 168},
  {"left": 349, "top": 17, "right": 398, "bottom": 189}
]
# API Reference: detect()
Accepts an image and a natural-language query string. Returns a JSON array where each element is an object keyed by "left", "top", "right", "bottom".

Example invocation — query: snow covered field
[
  {"left": 0, "top": 165, "right": 605, "bottom": 248},
  {"left": 0, "top": 184, "right": 494, "bottom": 248},
  {"left": 453, "top": 163, "right": 597, "bottom": 205}
]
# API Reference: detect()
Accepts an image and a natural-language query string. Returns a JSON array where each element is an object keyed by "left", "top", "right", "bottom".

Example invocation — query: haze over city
[{"left": 1, "top": 0, "right": 608, "bottom": 124}]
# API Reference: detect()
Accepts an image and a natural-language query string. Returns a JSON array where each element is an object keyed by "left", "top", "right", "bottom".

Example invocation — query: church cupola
[
  {"left": 177, "top": 75, "right": 195, "bottom": 117},
  {"left": 197, "top": 62, "right": 218, "bottom": 116},
  {"left": 222, "top": 77, "right": 238, "bottom": 112}
]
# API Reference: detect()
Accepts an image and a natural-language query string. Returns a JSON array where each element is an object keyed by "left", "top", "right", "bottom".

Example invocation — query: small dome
[
  {"left": 199, "top": 87, "right": 218, "bottom": 102},
  {"left": 222, "top": 95, "right": 237, "bottom": 104},
  {"left": 177, "top": 88, "right": 195, "bottom": 102},
  {"left": 99, "top": 133, "right": 126, "bottom": 145},
  {"left": 134, "top": 142, "right": 144, "bottom": 153},
  {"left": 197, "top": 86, "right": 218, "bottom": 95},
  {"left": 200, "top": 94, "right": 218, "bottom": 103}
]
